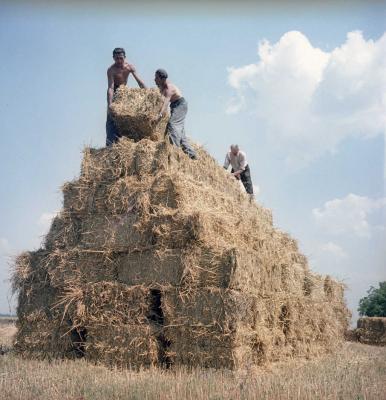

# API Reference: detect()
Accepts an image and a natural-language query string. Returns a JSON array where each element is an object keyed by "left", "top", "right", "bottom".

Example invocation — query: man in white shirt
[{"left": 224, "top": 144, "right": 254, "bottom": 196}]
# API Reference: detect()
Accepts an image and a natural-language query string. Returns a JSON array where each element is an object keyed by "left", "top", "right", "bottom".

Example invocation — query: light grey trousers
[{"left": 167, "top": 97, "right": 197, "bottom": 159}]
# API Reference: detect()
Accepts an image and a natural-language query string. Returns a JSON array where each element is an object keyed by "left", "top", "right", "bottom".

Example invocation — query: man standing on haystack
[
  {"left": 154, "top": 69, "right": 197, "bottom": 160},
  {"left": 224, "top": 145, "right": 254, "bottom": 198},
  {"left": 106, "top": 48, "right": 146, "bottom": 146}
]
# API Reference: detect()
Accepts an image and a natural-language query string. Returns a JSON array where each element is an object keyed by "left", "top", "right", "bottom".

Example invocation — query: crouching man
[
  {"left": 224, "top": 144, "right": 254, "bottom": 197},
  {"left": 154, "top": 69, "right": 197, "bottom": 159}
]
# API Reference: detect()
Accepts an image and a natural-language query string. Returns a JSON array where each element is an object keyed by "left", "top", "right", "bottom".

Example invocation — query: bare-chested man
[
  {"left": 106, "top": 48, "right": 146, "bottom": 146},
  {"left": 154, "top": 69, "right": 197, "bottom": 159}
]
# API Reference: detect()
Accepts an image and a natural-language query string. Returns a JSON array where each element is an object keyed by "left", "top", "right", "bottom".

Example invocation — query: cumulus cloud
[
  {"left": 312, "top": 193, "right": 386, "bottom": 238},
  {"left": 37, "top": 212, "right": 58, "bottom": 234},
  {"left": 319, "top": 242, "right": 348, "bottom": 259},
  {"left": 227, "top": 31, "right": 386, "bottom": 168},
  {"left": 0, "top": 238, "right": 11, "bottom": 255}
]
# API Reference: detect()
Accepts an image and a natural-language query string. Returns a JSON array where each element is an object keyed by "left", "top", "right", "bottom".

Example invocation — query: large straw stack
[
  {"left": 12, "top": 88, "right": 350, "bottom": 369},
  {"left": 354, "top": 317, "right": 386, "bottom": 346}
]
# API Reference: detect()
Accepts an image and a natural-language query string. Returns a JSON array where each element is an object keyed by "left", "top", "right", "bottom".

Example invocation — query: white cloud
[
  {"left": 0, "top": 237, "right": 11, "bottom": 255},
  {"left": 319, "top": 242, "right": 348, "bottom": 259},
  {"left": 37, "top": 212, "right": 58, "bottom": 234},
  {"left": 312, "top": 194, "right": 386, "bottom": 238},
  {"left": 227, "top": 31, "right": 386, "bottom": 168}
]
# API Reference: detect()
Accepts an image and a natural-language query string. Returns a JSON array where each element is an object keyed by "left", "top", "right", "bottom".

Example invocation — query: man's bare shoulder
[
  {"left": 124, "top": 62, "right": 135, "bottom": 72},
  {"left": 107, "top": 64, "right": 116, "bottom": 74}
]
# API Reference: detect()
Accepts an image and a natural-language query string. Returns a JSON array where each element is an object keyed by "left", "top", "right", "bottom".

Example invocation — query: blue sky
[{"left": 0, "top": 1, "right": 385, "bottom": 323}]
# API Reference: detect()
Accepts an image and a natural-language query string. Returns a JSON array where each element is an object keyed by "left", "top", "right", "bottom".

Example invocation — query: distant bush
[{"left": 358, "top": 282, "right": 386, "bottom": 317}]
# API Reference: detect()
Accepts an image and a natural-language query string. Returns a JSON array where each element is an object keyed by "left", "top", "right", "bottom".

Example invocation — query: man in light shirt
[{"left": 224, "top": 144, "right": 254, "bottom": 196}]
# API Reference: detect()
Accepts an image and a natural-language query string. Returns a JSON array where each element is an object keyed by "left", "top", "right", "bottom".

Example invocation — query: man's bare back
[{"left": 160, "top": 81, "right": 182, "bottom": 103}]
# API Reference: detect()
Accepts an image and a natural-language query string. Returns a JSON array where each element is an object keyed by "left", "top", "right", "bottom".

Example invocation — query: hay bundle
[
  {"left": 356, "top": 317, "right": 386, "bottom": 346},
  {"left": 12, "top": 90, "right": 350, "bottom": 369},
  {"left": 109, "top": 87, "right": 168, "bottom": 141}
]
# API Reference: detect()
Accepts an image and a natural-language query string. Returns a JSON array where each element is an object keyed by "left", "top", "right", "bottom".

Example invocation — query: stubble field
[{"left": 1, "top": 320, "right": 385, "bottom": 400}]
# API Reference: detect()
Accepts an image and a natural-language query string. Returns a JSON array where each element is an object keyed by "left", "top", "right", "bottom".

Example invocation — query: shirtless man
[
  {"left": 154, "top": 69, "right": 197, "bottom": 159},
  {"left": 106, "top": 48, "right": 146, "bottom": 146}
]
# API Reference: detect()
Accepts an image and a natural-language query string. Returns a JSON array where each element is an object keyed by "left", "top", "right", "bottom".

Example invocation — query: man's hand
[
  {"left": 152, "top": 112, "right": 163, "bottom": 125},
  {"left": 232, "top": 171, "right": 241, "bottom": 180}
]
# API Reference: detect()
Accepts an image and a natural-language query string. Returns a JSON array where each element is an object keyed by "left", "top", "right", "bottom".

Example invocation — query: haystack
[
  {"left": 355, "top": 317, "right": 386, "bottom": 346},
  {"left": 12, "top": 88, "right": 350, "bottom": 369}
]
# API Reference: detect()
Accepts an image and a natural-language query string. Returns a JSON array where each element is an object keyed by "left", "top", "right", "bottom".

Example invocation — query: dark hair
[
  {"left": 113, "top": 48, "right": 126, "bottom": 57},
  {"left": 156, "top": 68, "right": 168, "bottom": 80}
]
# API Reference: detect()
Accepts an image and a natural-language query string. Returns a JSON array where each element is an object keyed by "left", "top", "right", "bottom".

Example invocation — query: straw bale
[
  {"left": 109, "top": 87, "right": 168, "bottom": 141},
  {"left": 281, "top": 297, "right": 349, "bottom": 355},
  {"left": 52, "top": 282, "right": 159, "bottom": 367},
  {"left": 44, "top": 249, "right": 119, "bottom": 288},
  {"left": 63, "top": 178, "right": 151, "bottom": 217},
  {"left": 81, "top": 144, "right": 135, "bottom": 182},
  {"left": 12, "top": 250, "right": 50, "bottom": 294},
  {"left": 166, "top": 341, "right": 257, "bottom": 369},
  {"left": 116, "top": 247, "right": 254, "bottom": 289},
  {"left": 44, "top": 212, "right": 80, "bottom": 250},
  {"left": 78, "top": 213, "right": 145, "bottom": 250},
  {"left": 73, "top": 211, "right": 197, "bottom": 251},
  {"left": 14, "top": 309, "right": 74, "bottom": 359},
  {"left": 85, "top": 324, "right": 159, "bottom": 368},
  {"left": 356, "top": 317, "right": 386, "bottom": 346},
  {"left": 64, "top": 281, "right": 151, "bottom": 326},
  {"left": 12, "top": 252, "right": 78, "bottom": 359},
  {"left": 163, "top": 325, "right": 283, "bottom": 368},
  {"left": 324, "top": 275, "right": 345, "bottom": 301},
  {"left": 116, "top": 246, "right": 306, "bottom": 295},
  {"left": 80, "top": 139, "right": 170, "bottom": 183},
  {"left": 162, "top": 291, "right": 349, "bottom": 366},
  {"left": 162, "top": 287, "right": 258, "bottom": 330},
  {"left": 303, "top": 272, "right": 326, "bottom": 299}
]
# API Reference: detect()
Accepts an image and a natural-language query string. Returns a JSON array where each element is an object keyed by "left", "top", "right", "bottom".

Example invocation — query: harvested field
[
  {"left": 12, "top": 89, "right": 350, "bottom": 370},
  {"left": 0, "top": 320, "right": 385, "bottom": 400}
]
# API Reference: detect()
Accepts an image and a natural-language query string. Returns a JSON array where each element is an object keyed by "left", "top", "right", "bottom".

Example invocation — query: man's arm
[
  {"left": 107, "top": 68, "right": 115, "bottom": 108},
  {"left": 129, "top": 64, "right": 147, "bottom": 89},
  {"left": 223, "top": 153, "right": 230, "bottom": 170},
  {"left": 157, "top": 88, "right": 172, "bottom": 120}
]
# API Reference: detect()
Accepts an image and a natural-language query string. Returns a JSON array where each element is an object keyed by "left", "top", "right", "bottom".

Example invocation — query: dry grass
[
  {"left": 0, "top": 323, "right": 385, "bottom": 400},
  {"left": 0, "top": 320, "right": 16, "bottom": 349}
]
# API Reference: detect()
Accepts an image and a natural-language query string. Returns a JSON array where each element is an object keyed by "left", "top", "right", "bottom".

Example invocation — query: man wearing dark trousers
[
  {"left": 224, "top": 144, "right": 254, "bottom": 197},
  {"left": 106, "top": 48, "right": 146, "bottom": 146}
]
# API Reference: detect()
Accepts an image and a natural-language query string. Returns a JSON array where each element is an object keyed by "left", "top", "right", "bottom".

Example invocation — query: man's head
[
  {"left": 113, "top": 48, "right": 126, "bottom": 67},
  {"left": 230, "top": 144, "right": 239, "bottom": 156},
  {"left": 155, "top": 68, "right": 168, "bottom": 87}
]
